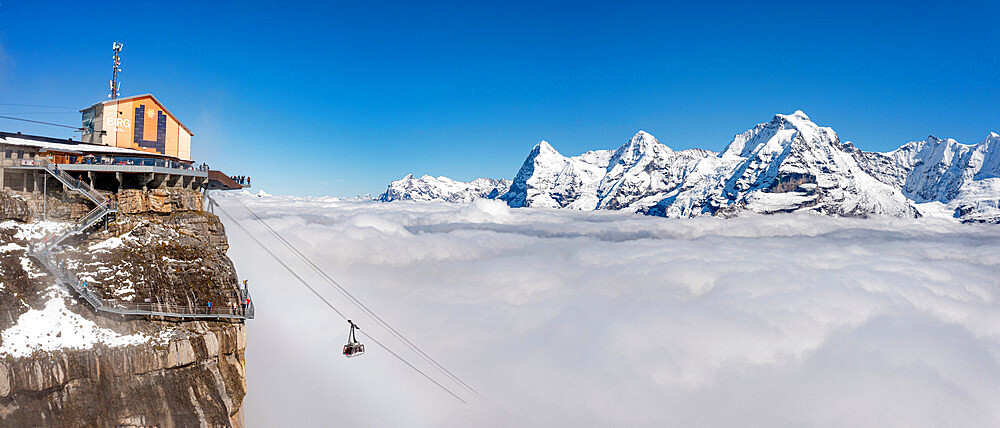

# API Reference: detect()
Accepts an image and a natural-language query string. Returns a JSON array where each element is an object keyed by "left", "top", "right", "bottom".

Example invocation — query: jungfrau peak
[
  {"left": 378, "top": 111, "right": 1000, "bottom": 223},
  {"left": 856, "top": 130, "right": 1000, "bottom": 221},
  {"left": 717, "top": 110, "right": 918, "bottom": 218}
]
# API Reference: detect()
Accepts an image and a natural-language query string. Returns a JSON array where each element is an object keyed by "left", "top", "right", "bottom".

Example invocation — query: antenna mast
[{"left": 109, "top": 42, "right": 123, "bottom": 99}]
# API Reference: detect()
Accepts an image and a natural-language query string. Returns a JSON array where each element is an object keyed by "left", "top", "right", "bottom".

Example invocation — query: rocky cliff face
[
  {"left": 0, "top": 192, "right": 31, "bottom": 222},
  {"left": 115, "top": 189, "right": 204, "bottom": 215},
  {"left": 0, "top": 189, "right": 247, "bottom": 427},
  {"left": 5, "top": 188, "right": 204, "bottom": 224},
  {"left": 0, "top": 322, "right": 246, "bottom": 427}
]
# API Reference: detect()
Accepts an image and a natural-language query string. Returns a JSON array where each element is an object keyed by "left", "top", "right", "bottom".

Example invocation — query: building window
[
  {"left": 4, "top": 149, "right": 10, "bottom": 158},
  {"left": 16, "top": 150, "right": 23, "bottom": 159}
]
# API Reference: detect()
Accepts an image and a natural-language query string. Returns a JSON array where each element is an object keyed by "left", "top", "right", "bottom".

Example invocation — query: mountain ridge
[{"left": 378, "top": 111, "right": 1000, "bottom": 223}]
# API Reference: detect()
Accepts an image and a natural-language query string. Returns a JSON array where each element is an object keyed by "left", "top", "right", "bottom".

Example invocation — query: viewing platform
[
  {"left": 23, "top": 157, "right": 208, "bottom": 178},
  {"left": 3, "top": 94, "right": 256, "bottom": 323},
  {"left": 1, "top": 133, "right": 208, "bottom": 193},
  {"left": 206, "top": 170, "right": 249, "bottom": 191},
  {"left": 22, "top": 158, "right": 254, "bottom": 322}
]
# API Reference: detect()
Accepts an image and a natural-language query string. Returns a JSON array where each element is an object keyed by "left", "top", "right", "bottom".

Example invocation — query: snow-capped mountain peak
[
  {"left": 626, "top": 130, "right": 658, "bottom": 148},
  {"left": 788, "top": 109, "right": 811, "bottom": 121},
  {"left": 973, "top": 132, "right": 1000, "bottom": 181},
  {"left": 379, "top": 174, "right": 511, "bottom": 203},
  {"left": 608, "top": 130, "right": 669, "bottom": 168},
  {"left": 729, "top": 111, "right": 843, "bottom": 157},
  {"left": 380, "top": 111, "right": 1000, "bottom": 223},
  {"left": 534, "top": 140, "right": 560, "bottom": 156},
  {"left": 712, "top": 111, "right": 917, "bottom": 217}
]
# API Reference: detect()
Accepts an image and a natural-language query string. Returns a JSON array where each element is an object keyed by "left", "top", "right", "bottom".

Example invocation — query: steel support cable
[
  {"left": 215, "top": 204, "right": 467, "bottom": 404},
  {"left": 0, "top": 115, "right": 83, "bottom": 130},
  {"left": 0, "top": 111, "right": 76, "bottom": 115},
  {"left": 229, "top": 198, "right": 483, "bottom": 399},
  {"left": 228, "top": 197, "right": 484, "bottom": 400},
  {"left": 0, "top": 103, "right": 78, "bottom": 109}
]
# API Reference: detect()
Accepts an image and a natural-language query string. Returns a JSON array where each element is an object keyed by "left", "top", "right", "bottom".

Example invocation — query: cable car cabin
[
  {"left": 344, "top": 320, "right": 365, "bottom": 358},
  {"left": 344, "top": 342, "right": 365, "bottom": 358}
]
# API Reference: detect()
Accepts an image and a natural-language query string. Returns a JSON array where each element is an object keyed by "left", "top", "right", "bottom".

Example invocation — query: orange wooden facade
[{"left": 81, "top": 94, "right": 193, "bottom": 160}]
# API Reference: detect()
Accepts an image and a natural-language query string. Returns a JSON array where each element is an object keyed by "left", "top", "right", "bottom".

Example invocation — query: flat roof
[{"left": 0, "top": 132, "right": 190, "bottom": 161}]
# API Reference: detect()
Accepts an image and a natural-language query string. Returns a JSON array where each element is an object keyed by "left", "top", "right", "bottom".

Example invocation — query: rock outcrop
[
  {"left": 0, "top": 322, "right": 246, "bottom": 427},
  {"left": 115, "top": 189, "right": 204, "bottom": 215},
  {"left": 0, "top": 189, "right": 247, "bottom": 426},
  {"left": 0, "top": 192, "right": 30, "bottom": 222}
]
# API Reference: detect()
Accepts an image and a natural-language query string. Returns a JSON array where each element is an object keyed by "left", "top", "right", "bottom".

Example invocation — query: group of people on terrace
[
  {"left": 231, "top": 175, "right": 251, "bottom": 186},
  {"left": 50, "top": 154, "right": 205, "bottom": 171}
]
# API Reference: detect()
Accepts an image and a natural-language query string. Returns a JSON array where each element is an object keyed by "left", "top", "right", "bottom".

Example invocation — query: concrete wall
[{"left": 0, "top": 144, "right": 40, "bottom": 192}]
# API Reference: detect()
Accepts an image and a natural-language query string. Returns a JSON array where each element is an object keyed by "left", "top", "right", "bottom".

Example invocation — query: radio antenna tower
[{"left": 109, "top": 42, "right": 123, "bottom": 99}]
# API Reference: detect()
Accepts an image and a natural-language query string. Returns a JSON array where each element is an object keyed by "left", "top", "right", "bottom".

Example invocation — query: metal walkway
[
  {"left": 28, "top": 247, "right": 254, "bottom": 320},
  {"left": 38, "top": 160, "right": 107, "bottom": 205},
  {"left": 26, "top": 163, "right": 254, "bottom": 321}
]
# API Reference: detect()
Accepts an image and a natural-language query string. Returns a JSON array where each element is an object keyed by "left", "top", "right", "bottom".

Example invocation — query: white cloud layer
[{"left": 217, "top": 195, "right": 1000, "bottom": 427}]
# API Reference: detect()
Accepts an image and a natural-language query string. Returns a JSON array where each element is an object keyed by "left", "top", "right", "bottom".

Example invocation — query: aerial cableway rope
[
  {"left": 228, "top": 196, "right": 485, "bottom": 400},
  {"left": 0, "top": 103, "right": 78, "bottom": 109},
  {"left": 214, "top": 203, "right": 468, "bottom": 404},
  {"left": 0, "top": 115, "right": 83, "bottom": 130}
]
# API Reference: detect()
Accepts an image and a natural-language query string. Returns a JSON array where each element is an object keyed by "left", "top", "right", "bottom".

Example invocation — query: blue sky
[{"left": 1, "top": 0, "right": 997, "bottom": 196}]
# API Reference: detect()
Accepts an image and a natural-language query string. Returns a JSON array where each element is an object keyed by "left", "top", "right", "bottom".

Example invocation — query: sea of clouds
[{"left": 215, "top": 194, "right": 1000, "bottom": 427}]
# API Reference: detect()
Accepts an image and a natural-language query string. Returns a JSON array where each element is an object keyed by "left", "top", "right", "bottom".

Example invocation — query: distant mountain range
[
  {"left": 379, "top": 111, "right": 1000, "bottom": 223},
  {"left": 380, "top": 175, "right": 511, "bottom": 203}
]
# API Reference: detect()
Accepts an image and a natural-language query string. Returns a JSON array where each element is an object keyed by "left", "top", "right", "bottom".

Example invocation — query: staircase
[
  {"left": 26, "top": 162, "right": 254, "bottom": 320},
  {"left": 41, "top": 203, "right": 116, "bottom": 250},
  {"left": 39, "top": 161, "right": 106, "bottom": 206}
]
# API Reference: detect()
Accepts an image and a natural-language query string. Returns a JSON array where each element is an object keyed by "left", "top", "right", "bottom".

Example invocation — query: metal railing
[
  {"left": 76, "top": 156, "right": 205, "bottom": 171},
  {"left": 38, "top": 201, "right": 117, "bottom": 251},
  {"left": 24, "top": 168, "right": 255, "bottom": 321},
  {"left": 29, "top": 246, "right": 254, "bottom": 320},
  {"left": 39, "top": 160, "right": 106, "bottom": 205}
]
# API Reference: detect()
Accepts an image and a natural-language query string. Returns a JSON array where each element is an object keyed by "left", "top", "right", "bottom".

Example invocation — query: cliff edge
[{"left": 0, "top": 189, "right": 248, "bottom": 427}]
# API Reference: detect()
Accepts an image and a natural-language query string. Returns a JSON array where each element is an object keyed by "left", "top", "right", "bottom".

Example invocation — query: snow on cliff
[{"left": 0, "top": 286, "right": 168, "bottom": 357}]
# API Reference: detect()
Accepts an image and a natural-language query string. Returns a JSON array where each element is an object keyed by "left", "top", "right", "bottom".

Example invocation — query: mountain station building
[{"left": 0, "top": 94, "right": 244, "bottom": 194}]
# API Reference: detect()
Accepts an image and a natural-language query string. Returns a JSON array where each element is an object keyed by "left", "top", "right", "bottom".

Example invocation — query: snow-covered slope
[
  {"left": 380, "top": 112, "right": 1000, "bottom": 222},
  {"left": 595, "top": 131, "right": 711, "bottom": 212},
  {"left": 854, "top": 132, "right": 1000, "bottom": 221},
  {"left": 713, "top": 111, "right": 918, "bottom": 218},
  {"left": 378, "top": 174, "right": 511, "bottom": 203},
  {"left": 499, "top": 141, "right": 612, "bottom": 209}
]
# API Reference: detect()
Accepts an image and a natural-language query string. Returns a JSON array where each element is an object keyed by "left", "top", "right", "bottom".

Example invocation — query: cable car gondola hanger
[{"left": 344, "top": 320, "right": 365, "bottom": 358}]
